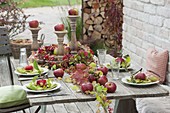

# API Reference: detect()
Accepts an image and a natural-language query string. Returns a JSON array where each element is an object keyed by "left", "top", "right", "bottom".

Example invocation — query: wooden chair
[
  {"left": 0, "top": 26, "right": 32, "bottom": 113},
  {"left": 0, "top": 26, "right": 14, "bottom": 85}
]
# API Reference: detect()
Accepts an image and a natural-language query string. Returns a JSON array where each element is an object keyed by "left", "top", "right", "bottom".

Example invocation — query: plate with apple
[
  {"left": 14, "top": 65, "right": 49, "bottom": 76},
  {"left": 121, "top": 72, "right": 159, "bottom": 86},
  {"left": 104, "top": 55, "right": 132, "bottom": 71},
  {"left": 22, "top": 76, "right": 61, "bottom": 93}
]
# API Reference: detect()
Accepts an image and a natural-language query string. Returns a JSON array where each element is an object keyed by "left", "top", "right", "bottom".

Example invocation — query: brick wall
[{"left": 122, "top": 0, "right": 170, "bottom": 85}]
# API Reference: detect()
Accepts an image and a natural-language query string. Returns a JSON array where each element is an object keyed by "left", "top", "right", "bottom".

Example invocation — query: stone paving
[{"left": 15, "top": 5, "right": 81, "bottom": 45}]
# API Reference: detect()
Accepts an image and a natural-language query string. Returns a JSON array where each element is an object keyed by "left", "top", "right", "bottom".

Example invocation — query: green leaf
[
  {"left": 33, "top": 60, "right": 39, "bottom": 71},
  {"left": 33, "top": 60, "right": 41, "bottom": 75}
]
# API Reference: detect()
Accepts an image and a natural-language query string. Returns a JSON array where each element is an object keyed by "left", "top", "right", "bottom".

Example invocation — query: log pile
[{"left": 82, "top": 0, "right": 108, "bottom": 42}]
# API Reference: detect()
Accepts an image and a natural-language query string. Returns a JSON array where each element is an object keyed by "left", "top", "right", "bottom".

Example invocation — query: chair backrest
[
  {"left": 0, "top": 26, "right": 11, "bottom": 55},
  {"left": 0, "top": 26, "right": 14, "bottom": 85}
]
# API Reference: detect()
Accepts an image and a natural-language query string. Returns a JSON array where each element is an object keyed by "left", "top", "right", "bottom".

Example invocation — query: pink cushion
[{"left": 146, "top": 48, "right": 169, "bottom": 83}]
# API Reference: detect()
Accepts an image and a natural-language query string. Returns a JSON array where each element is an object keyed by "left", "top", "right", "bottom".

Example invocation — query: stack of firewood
[{"left": 82, "top": 0, "right": 107, "bottom": 41}]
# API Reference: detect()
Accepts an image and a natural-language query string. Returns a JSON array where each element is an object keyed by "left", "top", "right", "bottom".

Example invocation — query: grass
[{"left": 19, "top": 0, "right": 81, "bottom": 8}]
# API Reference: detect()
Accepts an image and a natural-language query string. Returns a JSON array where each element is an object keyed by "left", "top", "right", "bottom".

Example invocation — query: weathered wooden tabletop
[{"left": 13, "top": 55, "right": 169, "bottom": 106}]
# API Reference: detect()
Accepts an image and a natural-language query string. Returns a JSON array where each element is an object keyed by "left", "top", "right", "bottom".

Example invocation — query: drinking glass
[
  {"left": 19, "top": 48, "right": 28, "bottom": 67},
  {"left": 97, "top": 49, "right": 107, "bottom": 66},
  {"left": 110, "top": 61, "right": 120, "bottom": 80}
]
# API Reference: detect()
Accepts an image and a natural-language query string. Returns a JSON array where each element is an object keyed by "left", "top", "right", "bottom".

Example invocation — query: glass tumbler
[
  {"left": 19, "top": 48, "right": 28, "bottom": 67},
  {"left": 110, "top": 61, "right": 120, "bottom": 80},
  {"left": 97, "top": 49, "right": 107, "bottom": 66}
]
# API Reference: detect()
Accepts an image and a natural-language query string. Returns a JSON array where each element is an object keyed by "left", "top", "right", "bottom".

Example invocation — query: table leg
[
  {"left": 41, "top": 105, "right": 47, "bottom": 113},
  {"left": 113, "top": 99, "right": 120, "bottom": 113}
]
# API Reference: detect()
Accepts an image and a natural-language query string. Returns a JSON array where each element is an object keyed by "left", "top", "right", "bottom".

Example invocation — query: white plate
[
  {"left": 121, "top": 76, "right": 159, "bottom": 86},
  {"left": 14, "top": 68, "right": 49, "bottom": 76},
  {"left": 103, "top": 63, "right": 132, "bottom": 71},
  {"left": 22, "top": 82, "right": 61, "bottom": 93}
]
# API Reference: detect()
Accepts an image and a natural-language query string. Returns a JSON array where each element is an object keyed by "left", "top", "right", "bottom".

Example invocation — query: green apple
[
  {"left": 89, "top": 62, "right": 97, "bottom": 68},
  {"left": 53, "top": 48, "right": 58, "bottom": 55}
]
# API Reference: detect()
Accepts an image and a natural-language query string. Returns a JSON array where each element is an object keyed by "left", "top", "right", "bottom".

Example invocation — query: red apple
[
  {"left": 97, "top": 66, "right": 108, "bottom": 75},
  {"left": 81, "top": 82, "right": 93, "bottom": 93},
  {"left": 88, "top": 74, "right": 97, "bottom": 83},
  {"left": 36, "top": 79, "right": 46, "bottom": 87},
  {"left": 75, "top": 63, "right": 87, "bottom": 70},
  {"left": 98, "top": 75, "right": 108, "bottom": 86},
  {"left": 53, "top": 68, "right": 64, "bottom": 78},
  {"left": 115, "top": 57, "right": 125, "bottom": 63},
  {"left": 24, "top": 65, "right": 33, "bottom": 71},
  {"left": 105, "top": 82, "right": 117, "bottom": 93},
  {"left": 68, "top": 8, "right": 79, "bottom": 15},
  {"left": 29, "top": 20, "right": 39, "bottom": 28},
  {"left": 135, "top": 73, "right": 146, "bottom": 80},
  {"left": 54, "top": 24, "right": 64, "bottom": 31}
]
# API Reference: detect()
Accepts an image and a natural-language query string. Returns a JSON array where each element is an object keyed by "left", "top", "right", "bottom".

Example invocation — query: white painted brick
[
  {"left": 142, "top": 22, "right": 155, "bottom": 34},
  {"left": 157, "top": 7, "right": 170, "bottom": 18},
  {"left": 131, "top": 1, "right": 144, "bottom": 11},
  {"left": 137, "top": 0, "right": 149, "bottom": 3},
  {"left": 150, "top": 0, "right": 165, "bottom": 5},
  {"left": 154, "top": 27, "right": 169, "bottom": 40},
  {"left": 142, "top": 41, "right": 155, "bottom": 50},
  {"left": 127, "top": 25, "right": 137, "bottom": 37},
  {"left": 123, "top": 7, "right": 131, "bottom": 16},
  {"left": 153, "top": 36, "right": 162, "bottom": 47},
  {"left": 148, "top": 15, "right": 164, "bottom": 27},
  {"left": 166, "top": 73, "right": 170, "bottom": 84},
  {"left": 132, "top": 53, "right": 143, "bottom": 66},
  {"left": 168, "top": 62, "right": 170, "bottom": 72},
  {"left": 132, "top": 19, "right": 143, "bottom": 30},
  {"left": 123, "top": 23, "right": 127, "bottom": 32},
  {"left": 161, "top": 40, "right": 170, "bottom": 51},
  {"left": 123, "top": 16, "right": 132, "bottom": 25},
  {"left": 136, "top": 29, "right": 144, "bottom": 40},
  {"left": 137, "top": 11, "right": 150, "bottom": 23},
  {"left": 164, "top": 19, "right": 170, "bottom": 29},
  {"left": 165, "top": 0, "right": 170, "bottom": 8},
  {"left": 144, "top": 3, "right": 156, "bottom": 14},
  {"left": 123, "top": 0, "right": 132, "bottom": 8},
  {"left": 131, "top": 46, "right": 137, "bottom": 54},
  {"left": 136, "top": 47, "right": 146, "bottom": 58},
  {"left": 134, "top": 36, "right": 143, "bottom": 48}
]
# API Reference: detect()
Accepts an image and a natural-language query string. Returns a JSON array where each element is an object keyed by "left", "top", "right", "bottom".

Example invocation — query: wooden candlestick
[
  {"left": 54, "top": 30, "right": 68, "bottom": 60},
  {"left": 29, "top": 27, "right": 41, "bottom": 51},
  {"left": 68, "top": 15, "right": 79, "bottom": 54}
]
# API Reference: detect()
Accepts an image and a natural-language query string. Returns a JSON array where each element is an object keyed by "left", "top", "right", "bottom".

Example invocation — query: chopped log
[
  {"left": 94, "top": 16, "right": 103, "bottom": 24},
  {"left": 101, "top": 29, "right": 107, "bottom": 35},
  {"left": 84, "top": 8, "right": 91, "bottom": 14},
  {"left": 94, "top": 25, "right": 102, "bottom": 32},
  {"left": 83, "top": 34, "right": 88, "bottom": 40},
  {"left": 83, "top": 13, "right": 89, "bottom": 22},
  {"left": 90, "top": 15, "right": 95, "bottom": 21},
  {"left": 86, "top": 19, "right": 93, "bottom": 25},
  {"left": 101, "top": 2, "right": 107, "bottom": 7},
  {"left": 83, "top": 28, "right": 86, "bottom": 34},
  {"left": 88, "top": 31, "right": 93, "bottom": 36},
  {"left": 84, "top": 24, "right": 90, "bottom": 29},
  {"left": 95, "top": 12, "right": 100, "bottom": 17},
  {"left": 91, "top": 30, "right": 101, "bottom": 40},
  {"left": 88, "top": 25, "right": 93, "bottom": 31},
  {"left": 100, "top": 12, "right": 105, "bottom": 18},
  {"left": 100, "top": 7, "right": 105, "bottom": 12},
  {"left": 87, "top": 1, "right": 92, "bottom": 7}
]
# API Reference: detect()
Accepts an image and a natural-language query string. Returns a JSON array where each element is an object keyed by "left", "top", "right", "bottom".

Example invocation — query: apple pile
[
  {"left": 29, "top": 20, "right": 39, "bottom": 28},
  {"left": 68, "top": 8, "right": 79, "bottom": 15}
]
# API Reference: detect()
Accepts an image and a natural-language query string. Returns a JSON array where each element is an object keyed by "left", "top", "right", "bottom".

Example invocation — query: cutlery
[{"left": 27, "top": 93, "right": 70, "bottom": 98}]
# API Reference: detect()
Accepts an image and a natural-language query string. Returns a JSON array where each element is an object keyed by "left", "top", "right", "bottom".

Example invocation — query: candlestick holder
[
  {"left": 68, "top": 15, "right": 79, "bottom": 54},
  {"left": 54, "top": 30, "right": 68, "bottom": 61},
  {"left": 29, "top": 27, "right": 41, "bottom": 51}
]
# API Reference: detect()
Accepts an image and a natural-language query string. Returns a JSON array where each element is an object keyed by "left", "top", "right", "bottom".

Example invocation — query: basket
[{"left": 10, "top": 39, "right": 44, "bottom": 59}]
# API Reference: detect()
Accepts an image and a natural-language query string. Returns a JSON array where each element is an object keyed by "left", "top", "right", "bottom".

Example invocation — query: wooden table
[{"left": 13, "top": 56, "right": 169, "bottom": 113}]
